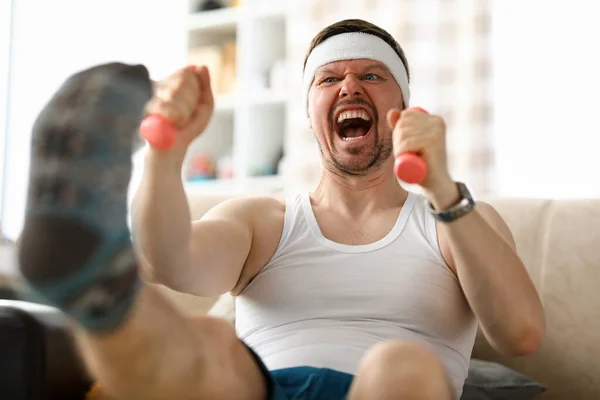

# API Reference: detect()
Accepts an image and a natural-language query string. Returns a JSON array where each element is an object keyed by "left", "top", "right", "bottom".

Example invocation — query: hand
[
  {"left": 387, "top": 108, "right": 458, "bottom": 208},
  {"left": 144, "top": 65, "right": 214, "bottom": 156}
]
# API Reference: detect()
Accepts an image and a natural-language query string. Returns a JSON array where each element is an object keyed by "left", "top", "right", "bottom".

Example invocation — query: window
[
  {"left": 0, "top": 0, "right": 13, "bottom": 237},
  {"left": 492, "top": 0, "right": 600, "bottom": 198},
  {"left": 0, "top": 0, "right": 188, "bottom": 241}
]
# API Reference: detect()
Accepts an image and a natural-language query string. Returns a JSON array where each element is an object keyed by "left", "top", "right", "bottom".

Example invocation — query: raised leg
[
  {"left": 16, "top": 63, "right": 265, "bottom": 400},
  {"left": 348, "top": 340, "right": 455, "bottom": 400}
]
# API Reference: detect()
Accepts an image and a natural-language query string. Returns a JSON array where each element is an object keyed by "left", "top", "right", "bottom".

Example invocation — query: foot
[{"left": 17, "top": 62, "right": 153, "bottom": 332}]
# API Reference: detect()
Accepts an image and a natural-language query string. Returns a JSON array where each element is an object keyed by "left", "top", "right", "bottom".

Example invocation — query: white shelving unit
[{"left": 181, "top": 0, "right": 292, "bottom": 196}]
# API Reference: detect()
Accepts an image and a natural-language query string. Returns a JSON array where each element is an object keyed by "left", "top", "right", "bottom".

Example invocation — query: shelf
[
  {"left": 184, "top": 0, "right": 291, "bottom": 196},
  {"left": 250, "top": 89, "right": 289, "bottom": 107},
  {"left": 214, "top": 92, "right": 237, "bottom": 113},
  {"left": 249, "top": 5, "right": 288, "bottom": 19},
  {"left": 211, "top": 91, "right": 289, "bottom": 115},
  {"left": 184, "top": 174, "right": 284, "bottom": 196},
  {"left": 188, "top": 7, "right": 239, "bottom": 35},
  {"left": 213, "top": 90, "right": 288, "bottom": 112}
]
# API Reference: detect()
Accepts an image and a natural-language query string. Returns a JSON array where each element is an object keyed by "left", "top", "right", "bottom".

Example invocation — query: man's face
[{"left": 307, "top": 58, "right": 404, "bottom": 176}]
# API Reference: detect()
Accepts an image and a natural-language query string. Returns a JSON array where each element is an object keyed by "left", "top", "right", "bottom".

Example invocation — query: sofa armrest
[{"left": 0, "top": 299, "right": 93, "bottom": 400}]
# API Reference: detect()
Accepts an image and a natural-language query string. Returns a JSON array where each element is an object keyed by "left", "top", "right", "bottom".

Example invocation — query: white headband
[{"left": 303, "top": 32, "right": 410, "bottom": 116}]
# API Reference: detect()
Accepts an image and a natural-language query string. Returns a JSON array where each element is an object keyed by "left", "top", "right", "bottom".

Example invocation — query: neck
[{"left": 311, "top": 159, "right": 408, "bottom": 217}]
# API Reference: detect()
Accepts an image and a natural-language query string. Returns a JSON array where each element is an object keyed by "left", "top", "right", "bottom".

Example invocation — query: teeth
[
  {"left": 337, "top": 109, "right": 371, "bottom": 123},
  {"left": 342, "top": 136, "right": 363, "bottom": 142}
]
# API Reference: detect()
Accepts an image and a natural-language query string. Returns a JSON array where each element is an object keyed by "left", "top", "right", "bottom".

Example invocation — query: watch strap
[{"left": 428, "top": 182, "right": 475, "bottom": 223}]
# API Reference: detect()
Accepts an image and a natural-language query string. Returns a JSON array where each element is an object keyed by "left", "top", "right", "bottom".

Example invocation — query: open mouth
[{"left": 335, "top": 109, "right": 373, "bottom": 142}]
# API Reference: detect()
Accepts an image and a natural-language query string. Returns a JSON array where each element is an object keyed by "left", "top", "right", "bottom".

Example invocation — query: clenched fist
[
  {"left": 145, "top": 65, "right": 214, "bottom": 156},
  {"left": 387, "top": 108, "right": 457, "bottom": 206}
]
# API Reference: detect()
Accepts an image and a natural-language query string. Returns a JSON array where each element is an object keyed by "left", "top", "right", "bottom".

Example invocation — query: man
[{"left": 17, "top": 19, "right": 545, "bottom": 400}]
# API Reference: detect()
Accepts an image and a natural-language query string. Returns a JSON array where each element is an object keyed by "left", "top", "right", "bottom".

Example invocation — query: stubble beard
[{"left": 320, "top": 103, "right": 393, "bottom": 177}]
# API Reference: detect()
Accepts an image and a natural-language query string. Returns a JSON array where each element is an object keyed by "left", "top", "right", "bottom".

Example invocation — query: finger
[
  {"left": 396, "top": 116, "right": 435, "bottom": 139},
  {"left": 145, "top": 97, "right": 186, "bottom": 127},
  {"left": 196, "top": 65, "right": 214, "bottom": 110},
  {"left": 398, "top": 109, "right": 427, "bottom": 126},
  {"left": 178, "top": 84, "right": 199, "bottom": 112},
  {"left": 393, "top": 122, "right": 426, "bottom": 141},
  {"left": 179, "top": 69, "right": 200, "bottom": 108},
  {"left": 166, "top": 70, "right": 199, "bottom": 116},
  {"left": 387, "top": 108, "right": 402, "bottom": 130},
  {"left": 398, "top": 110, "right": 430, "bottom": 131},
  {"left": 183, "top": 66, "right": 215, "bottom": 135},
  {"left": 182, "top": 67, "right": 200, "bottom": 93},
  {"left": 394, "top": 136, "right": 431, "bottom": 158},
  {"left": 156, "top": 93, "right": 194, "bottom": 127}
]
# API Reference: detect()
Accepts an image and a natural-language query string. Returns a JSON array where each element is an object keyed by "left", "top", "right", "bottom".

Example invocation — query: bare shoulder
[
  {"left": 474, "top": 201, "right": 516, "bottom": 250},
  {"left": 211, "top": 196, "right": 286, "bottom": 295},
  {"left": 200, "top": 195, "right": 285, "bottom": 224}
]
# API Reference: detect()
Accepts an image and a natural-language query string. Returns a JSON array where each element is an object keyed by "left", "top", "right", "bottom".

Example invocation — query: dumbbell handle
[{"left": 394, "top": 107, "right": 429, "bottom": 184}]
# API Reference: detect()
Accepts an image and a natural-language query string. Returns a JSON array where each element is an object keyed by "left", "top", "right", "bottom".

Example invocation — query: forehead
[{"left": 314, "top": 59, "right": 390, "bottom": 75}]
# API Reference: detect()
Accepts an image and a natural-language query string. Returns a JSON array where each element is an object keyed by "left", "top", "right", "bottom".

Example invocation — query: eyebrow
[{"left": 315, "top": 63, "right": 391, "bottom": 77}]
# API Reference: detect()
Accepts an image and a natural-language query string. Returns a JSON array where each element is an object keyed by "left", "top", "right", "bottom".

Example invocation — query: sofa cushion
[
  {"left": 462, "top": 359, "right": 546, "bottom": 399},
  {"left": 473, "top": 198, "right": 600, "bottom": 400}
]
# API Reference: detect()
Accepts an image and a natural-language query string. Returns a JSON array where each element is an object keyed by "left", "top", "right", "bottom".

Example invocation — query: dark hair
[{"left": 303, "top": 19, "right": 410, "bottom": 82}]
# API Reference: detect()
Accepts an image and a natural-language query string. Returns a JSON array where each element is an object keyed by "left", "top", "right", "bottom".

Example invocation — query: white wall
[
  {"left": 492, "top": 0, "right": 600, "bottom": 198},
  {"left": 1, "top": 0, "right": 188, "bottom": 241}
]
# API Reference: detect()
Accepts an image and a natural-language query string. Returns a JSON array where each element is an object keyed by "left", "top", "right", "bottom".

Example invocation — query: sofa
[
  {"left": 1, "top": 193, "right": 598, "bottom": 399},
  {"left": 157, "top": 192, "right": 600, "bottom": 400}
]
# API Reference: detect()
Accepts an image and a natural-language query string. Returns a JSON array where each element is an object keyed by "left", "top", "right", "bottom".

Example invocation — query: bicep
[{"left": 178, "top": 199, "right": 254, "bottom": 297}]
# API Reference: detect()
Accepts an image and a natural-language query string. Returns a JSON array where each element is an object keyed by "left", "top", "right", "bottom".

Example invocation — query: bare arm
[
  {"left": 130, "top": 66, "right": 256, "bottom": 296},
  {"left": 434, "top": 188, "right": 546, "bottom": 357},
  {"left": 131, "top": 160, "right": 248, "bottom": 296},
  {"left": 388, "top": 108, "right": 544, "bottom": 356}
]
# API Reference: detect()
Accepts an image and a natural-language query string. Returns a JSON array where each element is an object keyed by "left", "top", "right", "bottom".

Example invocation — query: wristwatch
[{"left": 428, "top": 182, "right": 475, "bottom": 223}]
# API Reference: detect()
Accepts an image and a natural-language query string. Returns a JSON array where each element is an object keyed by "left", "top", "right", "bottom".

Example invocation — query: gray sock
[{"left": 17, "top": 62, "right": 153, "bottom": 332}]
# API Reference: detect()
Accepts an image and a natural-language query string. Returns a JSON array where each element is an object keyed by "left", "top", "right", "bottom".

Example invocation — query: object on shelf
[
  {"left": 188, "top": 40, "right": 237, "bottom": 95},
  {"left": 197, "top": 0, "right": 225, "bottom": 12},
  {"left": 273, "top": 148, "right": 285, "bottom": 174},
  {"left": 249, "top": 147, "right": 284, "bottom": 177},
  {"left": 250, "top": 164, "right": 276, "bottom": 177},
  {"left": 186, "top": 153, "right": 216, "bottom": 181},
  {"left": 216, "top": 154, "right": 234, "bottom": 179},
  {"left": 220, "top": 40, "right": 237, "bottom": 94}
]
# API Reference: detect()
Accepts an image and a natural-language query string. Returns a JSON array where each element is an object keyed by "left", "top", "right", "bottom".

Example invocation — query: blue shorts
[{"left": 244, "top": 342, "right": 354, "bottom": 400}]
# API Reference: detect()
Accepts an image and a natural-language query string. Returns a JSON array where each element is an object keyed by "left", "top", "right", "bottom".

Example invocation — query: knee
[{"left": 358, "top": 340, "right": 448, "bottom": 385}]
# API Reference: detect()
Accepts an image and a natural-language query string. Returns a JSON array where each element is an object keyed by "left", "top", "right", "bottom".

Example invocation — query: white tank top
[{"left": 236, "top": 191, "right": 478, "bottom": 396}]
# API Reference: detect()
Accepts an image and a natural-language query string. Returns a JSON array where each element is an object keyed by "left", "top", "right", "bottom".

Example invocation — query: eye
[
  {"left": 320, "top": 77, "right": 338, "bottom": 84},
  {"left": 364, "top": 73, "right": 380, "bottom": 81}
]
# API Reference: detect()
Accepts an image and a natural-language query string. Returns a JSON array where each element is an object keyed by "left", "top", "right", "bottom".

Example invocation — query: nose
[{"left": 339, "top": 75, "right": 364, "bottom": 99}]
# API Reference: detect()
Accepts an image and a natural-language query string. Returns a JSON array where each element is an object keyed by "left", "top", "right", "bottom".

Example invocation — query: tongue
[{"left": 342, "top": 125, "right": 368, "bottom": 138}]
